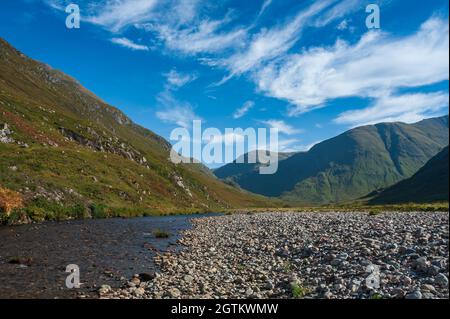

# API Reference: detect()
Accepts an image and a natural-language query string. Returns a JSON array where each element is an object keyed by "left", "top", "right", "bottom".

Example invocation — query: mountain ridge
[{"left": 214, "top": 115, "right": 449, "bottom": 204}]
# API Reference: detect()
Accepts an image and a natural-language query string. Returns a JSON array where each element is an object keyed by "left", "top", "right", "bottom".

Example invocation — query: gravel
[{"left": 101, "top": 211, "right": 449, "bottom": 299}]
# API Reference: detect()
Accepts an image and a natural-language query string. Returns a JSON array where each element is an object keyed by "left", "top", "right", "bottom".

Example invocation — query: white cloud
[
  {"left": 313, "top": 0, "right": 360, "bottom": 27},
  {"left": 257, "top": 0, "right": 273, "bottom": 18},
  {"left": 88, "top": 0, "right": 160, "bottom": 32},
  {"left": 110, "top": 37, "right": 149, "bottom": 51},
  {"left": 219, "top": 0, "right": 336, "bottom": 77},
  {"left": 233, "top": 101, "right": 255, "bottom": 119},
  {"left": 335, "top": 92, "right": 449, "bottom": 126},
  {"left": 261, "top": 120, "right": 302, "bottom": 135},
  {"left": 86, "top": 0, "right": 158, "bottom": 32},
  {"left": 165, "top": 69, "right": 197, "bottom": 88},
  {"left": 150, "top": 18, "right": 247, "bottom": 55},
  {"left": 155, "top": 91, "right": 201, "bottom": 128},
  {"left": 337, "top": 19, "right": 349, "bottom": 30},
  {"left": 254, "top": 17, "right": 449, "bottom": 116}
]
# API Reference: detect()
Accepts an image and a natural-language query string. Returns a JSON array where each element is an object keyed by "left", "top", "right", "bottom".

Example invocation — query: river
[{"left": 0, "top": 214, "right": 215, "bottom": 299}]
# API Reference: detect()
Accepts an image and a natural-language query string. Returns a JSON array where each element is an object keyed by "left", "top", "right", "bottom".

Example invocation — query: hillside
[
  {"left": 369, "top": 146, "right": 449, "bottom": 204},
  {"left": 214, "top": 116, "right": 449, "bottom": 204},
  {"left": 0, "top": 37, "right": 273, "bottom": 221}
]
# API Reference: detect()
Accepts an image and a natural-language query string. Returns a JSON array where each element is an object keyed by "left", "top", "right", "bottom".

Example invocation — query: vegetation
[
  {"left": 369, "top": 146, "right": 449, "bottom": 204},
  {"left": 290, "top": 282, "right": 308, "bottom": 299},
  {"left": 152, "top": 229, "right": 170, "bottom": 238},
  {"left": 0, "top": 187, "right": 23, "bottom": 216},
  {"left": 225, "top": 202, "right": 449, "bottom": 215}
]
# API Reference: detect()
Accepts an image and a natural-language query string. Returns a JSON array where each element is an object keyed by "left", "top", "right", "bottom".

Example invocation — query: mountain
[
  {"left": 0, "top": 37, "right": 272, "bottom": 220},
  {"left": 214, "top": 116, "right": 449, "bottom": 204},
  {"left": 369, "top": 146, "right": 449, "bottom": 204}
]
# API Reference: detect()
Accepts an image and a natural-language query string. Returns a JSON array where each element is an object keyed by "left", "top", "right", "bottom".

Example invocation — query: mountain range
[
  {"left": 0, "top": 37, "right": 448, "bottom": 221},
  {"left": 215, "top": 116, "right": 449, "bottom": 204},
  {"left": 0, "top": 38, "right": 273, "bottom": 219}
]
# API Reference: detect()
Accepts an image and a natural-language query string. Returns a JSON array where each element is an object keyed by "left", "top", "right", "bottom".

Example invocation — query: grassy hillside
[
  {"left": 0, "top": 37, "right": 274, "bottom": 223},
  {"left": 369, "top": 146, "right": 449, "bottom": 204},
  {"left": 215, "top": 116, "right": 449, "bottom": 204}
]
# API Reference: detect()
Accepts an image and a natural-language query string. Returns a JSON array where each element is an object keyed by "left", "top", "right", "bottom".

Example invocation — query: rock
[
  {"left": 323, "top": 292, "right": 334, "bottom": 299},
  {"left": 134, "top": 287, "right": 145, "bottom": 297},
  {"left": 415, "top": 257, "right": 430, "bottom": 272},
  {"left": 402, "top": 276, "right": 412, "bottom": 286},
  {"left": 435, "top": 273, "right": 449, "bottom": 287},
  {"left": 139, "top": 272, "right": 155, "bottom": 282},
  {"left": 264, "top": 281, "right": 274, "bottom": 290},
  {"left": 405, "top": 290, "right": 422, "bottom": 299},
  {"left": 98, "top": 285, "right": 111, "bottom": 295},
  {"left": 183, "top": 275, "right": 194, "bottom": 284},
  {"left": 421, "top": 284, "right": 437, "bottom": 294},
  {"left": 168, "top": 288, "right": 181, "bottom": 298},
  {"left": 130, "top": 277, "right": 141, "bottom": 286}
]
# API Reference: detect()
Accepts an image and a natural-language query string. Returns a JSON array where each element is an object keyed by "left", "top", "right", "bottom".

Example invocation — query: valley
[{"left": 0, "top": 34, "right": 448, "bottom": 301}]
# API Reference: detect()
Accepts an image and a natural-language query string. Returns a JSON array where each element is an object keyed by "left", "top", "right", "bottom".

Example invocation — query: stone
[
  {"left": 183, "top": 275, "right": 194, "bottom": 284},
  {"left": 405, "top": 290, "right": 422, "bottom": 299},
  {"left": 134, "top": 287, "right": 145, "bottom": 296},
  {"left": 168, "top": 288, "right": 181, "bottom": 298},
  {"left": 435, "top": 273, "right": 449, "bottom": 287},
  {"left": 98, "top": 285, "right": 111, "bottom": 295}
]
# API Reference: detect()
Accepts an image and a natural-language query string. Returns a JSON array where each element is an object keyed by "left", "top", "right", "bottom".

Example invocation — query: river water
[{"left": 0, "top": 214, "right": 214, "bottom": 299}]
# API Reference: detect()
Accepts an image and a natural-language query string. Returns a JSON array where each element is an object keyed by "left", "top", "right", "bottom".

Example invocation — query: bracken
[{"left": 0, "top": 187, "right": 24, "bottom": 216}]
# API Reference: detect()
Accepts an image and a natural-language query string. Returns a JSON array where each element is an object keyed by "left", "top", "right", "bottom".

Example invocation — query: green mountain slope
[
  {"left": 369, "top": 146, "right": 449, "bottom": 204},
  {"left": 0, "top": 37, "right": 272, "bottom": 219},
  {"left": 214, "top": 116, "right": 449, "bottom": 204}
]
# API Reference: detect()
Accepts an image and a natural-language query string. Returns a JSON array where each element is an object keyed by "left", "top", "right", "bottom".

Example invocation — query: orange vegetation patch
[{"left": 0, "top": 187, "right": 24, "bottom": 216}]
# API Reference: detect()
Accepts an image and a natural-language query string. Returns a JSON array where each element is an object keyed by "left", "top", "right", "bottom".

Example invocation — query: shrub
[
  {"left": 68, "top": 204, "right": 91, "bottom": 219},
  {"left": 89, "top": 203, "right": 108, "bottom": 219},
  {"left": 0, "top": 188, "right": 24, "bottom": 216},
  {"left": 153, "top": 229, "right": 170, "bottom": 238},
  {"left": 25, "top": 206, "right": 47, "bottom": 222}
]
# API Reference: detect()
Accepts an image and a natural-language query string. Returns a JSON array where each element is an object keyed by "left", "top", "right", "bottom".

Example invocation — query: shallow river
[{"left": 0, "top": 214, "right": 214, "bottom": 299}]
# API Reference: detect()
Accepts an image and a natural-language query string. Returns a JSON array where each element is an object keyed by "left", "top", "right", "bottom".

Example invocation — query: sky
[{"left": 0, "top": 0, "right": 449, "bottom": 167}]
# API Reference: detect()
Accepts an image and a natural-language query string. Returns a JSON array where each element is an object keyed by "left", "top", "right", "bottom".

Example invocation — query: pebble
[{"left": 100, "top": 212, "right": 449, "bottom": 299}]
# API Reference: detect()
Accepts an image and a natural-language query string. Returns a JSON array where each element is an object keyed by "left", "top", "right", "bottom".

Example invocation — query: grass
[
  {"left": 290, "top": 282, "right": 308, "bottom": 299},
  {"left": 224, "top": 201, "right": 449, "bottom": 215},
  {"left": 152, "top": 229, "right": 170, "bottom": 238},
  {"left": 370, "top": 293, "right": 383, "bottom": 300}
]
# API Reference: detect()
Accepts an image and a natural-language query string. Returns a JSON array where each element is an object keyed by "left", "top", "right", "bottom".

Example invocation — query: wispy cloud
[
  {"left": 110, "top": 37, "right": 149, "bottom": 51},
  {"left": 233, "top": 101, "right": 255, "bottom": 119},
  {"left": 254, "top": 17, "right": 449, "bottom": 116},
  {"left": 218, "top": 0, "right": 336, "bottom": 78},
  {"left": 156, "top": 67, "right": 201, "bottom": 127},
  {"left": 164, "top": 69, "right": 197, "bottom": 88},
  {"left": 261, "top": 119, "right": 302, "bottom": 135},
  {"left": 257, "top": 0, "right": 273, "bottom": 19},
  {"left": 87, "top": 0, "right": 160, "bottom": 32},
  {"left": 335, "top": 91, "right": 449, "bottom": 126},
  {"left": 155, "top": 90, "right": 201, "bottom": 128},
  {"left": 149, "top": 18, "right": 247, "bottom": 55}
]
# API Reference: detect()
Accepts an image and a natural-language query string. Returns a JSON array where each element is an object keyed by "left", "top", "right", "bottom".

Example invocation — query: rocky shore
[{"left": 101, "top": 211, "right": 449, "bottom": 299}]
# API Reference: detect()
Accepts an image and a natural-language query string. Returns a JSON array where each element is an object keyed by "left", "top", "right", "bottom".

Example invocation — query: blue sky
[{"left": 0, "top": 0, "right": 449, "bottom": 167}]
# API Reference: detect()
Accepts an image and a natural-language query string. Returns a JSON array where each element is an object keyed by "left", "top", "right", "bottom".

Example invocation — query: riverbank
[{"left": 102, "top": 211, "right": 449, "bottom": 299}]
